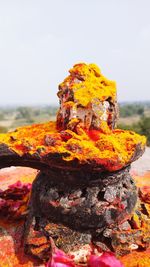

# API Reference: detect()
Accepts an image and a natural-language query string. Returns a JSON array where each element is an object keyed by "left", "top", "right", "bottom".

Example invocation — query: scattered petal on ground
[{"left": 89, "top": 252, "right": 124, "bottom": 267}]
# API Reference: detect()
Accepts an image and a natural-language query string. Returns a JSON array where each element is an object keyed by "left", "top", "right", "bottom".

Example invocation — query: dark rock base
[{"left": 24, "top": 166, "right": 137, "bottom": 261}]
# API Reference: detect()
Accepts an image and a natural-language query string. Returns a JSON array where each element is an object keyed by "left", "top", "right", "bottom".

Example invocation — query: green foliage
[
  {"left": 0, "top": 112, "right": 5, "bottom": 120},
  {"left": 118, "top": 116, "right": 150, "bottom": 145},
  {"left": 15, "top": 106, "right": 58, "bottom": 121},
  {"left": 138, "top": 116, "right": 150, "bottom": 145},
  {"left": 119, "top": 104, "right": 144, "bottom": 118},
  {"left": 41, "top": 106, "right": 58, "bottom": 116},
  {"left": 16, "top": 107, "right": 34, "bottom": 121}
]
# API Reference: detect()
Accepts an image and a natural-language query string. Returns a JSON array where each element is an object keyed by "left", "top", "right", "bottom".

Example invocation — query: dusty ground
[{"left": 131, "top": 146, "right": 150, "bottom": 175}]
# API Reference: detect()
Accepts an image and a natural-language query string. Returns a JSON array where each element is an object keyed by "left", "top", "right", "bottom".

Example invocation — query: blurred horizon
[
  {"left": 1, "top": 102, "right": 150, "bottom": 147},
  {"left": 1, "top": 100, "right": 150, "bottom": 108}
]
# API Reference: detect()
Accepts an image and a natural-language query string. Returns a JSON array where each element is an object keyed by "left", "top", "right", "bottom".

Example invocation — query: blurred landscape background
[{"left": 0, "top": 102, "right": 150, "bottom": 145}]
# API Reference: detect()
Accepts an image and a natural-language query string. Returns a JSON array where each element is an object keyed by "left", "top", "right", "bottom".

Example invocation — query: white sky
[{"left": 0, "top": 0, "right": 150, "bottom": 105}]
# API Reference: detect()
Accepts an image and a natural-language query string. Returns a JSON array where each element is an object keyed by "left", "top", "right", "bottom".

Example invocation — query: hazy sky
[{"left": 0, "top": 0, "right": 150, "bottom": 105}]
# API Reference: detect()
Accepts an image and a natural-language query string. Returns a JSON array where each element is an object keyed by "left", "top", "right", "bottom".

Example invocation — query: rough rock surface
[
  {"left": 57, "top": 63, "right": 118, "bottom": 131},
  {"left": 0, "top": 62, "right": 148, "bottom": 265},
  {"left": 24, "top": 166, "right": 137, "bottom": 260}
]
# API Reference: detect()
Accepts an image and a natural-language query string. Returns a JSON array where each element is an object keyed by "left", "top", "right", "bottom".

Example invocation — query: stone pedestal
[{"left": 24, "top": 166, "right": 137, "bottom": 262}]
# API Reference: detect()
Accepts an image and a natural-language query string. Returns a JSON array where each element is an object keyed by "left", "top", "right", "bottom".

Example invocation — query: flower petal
[
  {"left": 46, "top": 248, "right": 76, "bottom": 267},
  {"left": 88, "top": 252, "right": 124, "bottom": 267}
]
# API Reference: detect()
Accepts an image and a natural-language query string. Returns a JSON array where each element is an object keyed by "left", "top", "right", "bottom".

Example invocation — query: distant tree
[
  {"left": 16, "top": 107, "right": 34, "bottom": 123},
  {"left": 137, "top": 107, "right": 144, "bottom": 116},
  {"left": 44, "top": 106, "right": 58, "bottom": 116},
  {"left": 0, "top": 112, "right": 5, "bottom": 120},
  {"left": 118, "top": 115, "right": 150, "bottom": 146},
  {"left": 120, "top": 104, "right": 144, "bottom": 118},
  {"left": 138, "top": 116, "right": 150, "bottom": 145}
]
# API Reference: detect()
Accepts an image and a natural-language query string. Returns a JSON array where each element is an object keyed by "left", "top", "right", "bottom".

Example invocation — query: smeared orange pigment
[
  {"left": 0, "top": 167, "right": 42, "bottom": 267},
  {"left": 133, "top": 171, "right": 150, "bottom": 188},
  {"left": 0, "top": 121, "right": 146, "bottom": 172},
  {"left": 59, "top": 63, "right": 117, "bottom": 106},
  {"left": 0, "top": 63, "right": 146, "bottom": 171},
  {"left": 0, "top": 169, "right": 149, "bottom": 266},
  {"left": 0, "top": 63, "right": 148, "bottom": 266},
  {"left": 0, "top": 167, "right": 37, "bottom": 190},
  {"left": 120, "top": 249, "right": 150, "bottom": 267},
  {"left": 0, "top": 221, "right": 44, "bottom": 267},
  {"left": 57, "top": 63, "right": 119, "bottom": 132}
]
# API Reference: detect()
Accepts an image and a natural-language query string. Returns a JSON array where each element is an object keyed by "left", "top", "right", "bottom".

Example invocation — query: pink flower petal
[
  {"left": 0, "top": 180, "right": 31, "bottom": 219},
  {"left": 46, "top": 248, "right": 76, "bottom": 267},
  {"left": 9, "top": 180, "right": 31, "bottom": 191},
  {"left": 88, "top": 252, "right": 124, "bottom": 267},
  {"left": 45, "top": 238, "right": 124, "bottom": 267}
]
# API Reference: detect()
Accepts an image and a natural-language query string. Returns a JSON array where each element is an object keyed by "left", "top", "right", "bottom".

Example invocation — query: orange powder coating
[
  {"left": 134, "top": 171, "right": 150, "bottom": 188},
  {"left": 0, "top": 63, "right": 148, "bottom": 266},
  {"left": 120, "top": 249, "right": 150, "bottom": 267},
  {"left": 0, "top": 63, "right": 146, "bottom": 172},
  {"left": 0, "top": 121, "right": 146, "bottom": 172},
  {"left": 0, "top": 221, "right": 44, "bottom": 267},
  {"left": 59, "top": 63, "right": 117, "bottom": 106}
]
